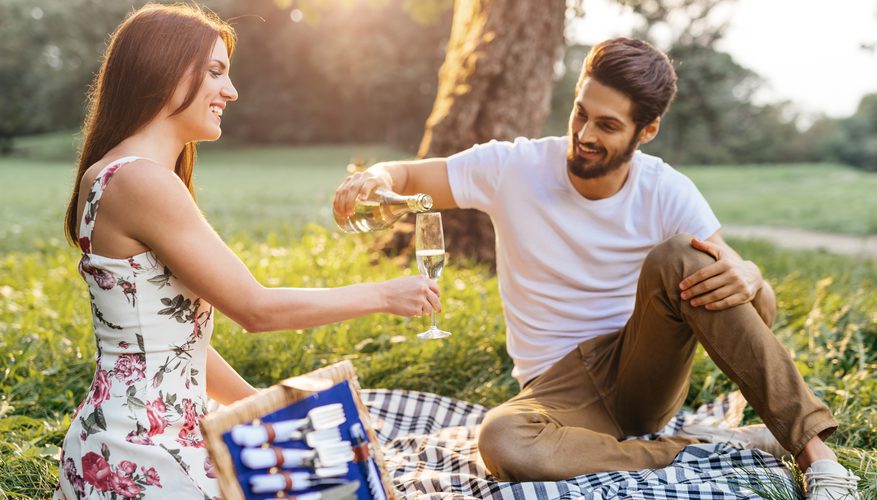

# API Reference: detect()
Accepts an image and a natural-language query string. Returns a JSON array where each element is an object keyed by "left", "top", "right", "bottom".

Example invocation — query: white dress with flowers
[{"left": 55, "top": 157, "right": 219, "bottom": 499}]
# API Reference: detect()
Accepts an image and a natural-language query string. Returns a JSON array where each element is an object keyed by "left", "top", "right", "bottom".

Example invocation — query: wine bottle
[{"left": 334, "top": 188, "right": 433, "bottom": 233}]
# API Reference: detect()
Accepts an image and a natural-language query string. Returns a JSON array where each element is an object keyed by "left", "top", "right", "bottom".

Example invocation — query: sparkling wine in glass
[{"left": 415, "top": 213, "right": 451, "bottom": 340}]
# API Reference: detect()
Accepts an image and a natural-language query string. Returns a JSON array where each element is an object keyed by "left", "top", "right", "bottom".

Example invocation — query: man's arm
[
  {"left": 333, "top": 158, "right": 458, "bottom": 218},
  {"left": 678, "top": 231, "right": 776, "bottom": 327}
]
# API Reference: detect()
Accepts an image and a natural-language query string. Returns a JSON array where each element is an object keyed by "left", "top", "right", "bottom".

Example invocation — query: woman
[{"left": 56, "top": 4, "right": 441, "bottom": 499}]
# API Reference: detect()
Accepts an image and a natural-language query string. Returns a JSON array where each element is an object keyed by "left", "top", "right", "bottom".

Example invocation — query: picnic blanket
[{"left": 360, "top": 389, "right": 798, "bottom": 499}]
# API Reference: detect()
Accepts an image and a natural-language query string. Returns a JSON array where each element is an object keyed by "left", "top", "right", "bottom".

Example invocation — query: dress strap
[{"left": 77, "top": 156, "right": 143, "bottom": 252}]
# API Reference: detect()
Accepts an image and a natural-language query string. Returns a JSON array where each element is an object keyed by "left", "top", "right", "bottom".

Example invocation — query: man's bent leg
[
  {"left": 611, "top": 233, "right": 837, "bottom": 457},
  {"left": 477, "top": 344, "right": 698, "bottom": 481}
]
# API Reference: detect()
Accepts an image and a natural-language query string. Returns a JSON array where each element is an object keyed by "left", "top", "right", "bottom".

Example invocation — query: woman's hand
[{"left": 379, "top": 275, "right": 441, "bottom": 317}]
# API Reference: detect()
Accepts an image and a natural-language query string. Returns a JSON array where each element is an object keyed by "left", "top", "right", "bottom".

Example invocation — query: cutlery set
[
  {"left": 203, "top": 364, "right": 392, "bottom": 499},
  {"left": 230, "top": 403, "right": 360, "bottom": 497}
]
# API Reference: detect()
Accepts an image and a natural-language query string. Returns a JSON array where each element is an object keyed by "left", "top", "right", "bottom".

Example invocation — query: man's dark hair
[{"left": 578, "top": 38, "right": 678, "bottom": 129}]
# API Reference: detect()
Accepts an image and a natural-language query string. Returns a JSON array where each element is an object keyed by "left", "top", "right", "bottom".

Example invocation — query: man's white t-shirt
[{"left": 446, "top": 136, "right": 721, "bottom": 386}]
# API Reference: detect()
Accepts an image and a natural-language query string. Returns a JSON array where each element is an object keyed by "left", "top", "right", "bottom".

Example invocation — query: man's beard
[{"left": 567, "top": 134, "right": 639, "bottom": 181}]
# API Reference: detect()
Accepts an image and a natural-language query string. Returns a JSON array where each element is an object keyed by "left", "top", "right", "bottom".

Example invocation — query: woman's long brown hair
[{"left": 64, "top": 3, "right": 236, "bottom": 247}]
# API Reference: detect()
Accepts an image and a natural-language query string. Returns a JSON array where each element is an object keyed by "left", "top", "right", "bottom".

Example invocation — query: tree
[
  {"left": 0, "top": 0, "right": 131, "bottom": 154},
  {"left": 0, "top": 0, "right": 451, "bottom": 153},
  {"left": 618, "top": 0, "right": 735, "bottom": 47},
  {"left": 609, "top": 0, "right": 810, "bottom": 166},
  {"left": 829, "top": 93, "right": 877, "bottom": 171},
  {"left": 379, "top": 0, "right": 566, "bottom": 263},
  {"left": 222, "top": 0, "right": 453, "bottom": 151},
  {"left": 645, "top": 43, "right": 765, "bottom": 164}
]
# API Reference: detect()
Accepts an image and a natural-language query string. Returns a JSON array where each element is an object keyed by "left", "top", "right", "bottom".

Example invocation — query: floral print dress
[{"left": 55, "top": 157, "right": 219, "bottom": 499}]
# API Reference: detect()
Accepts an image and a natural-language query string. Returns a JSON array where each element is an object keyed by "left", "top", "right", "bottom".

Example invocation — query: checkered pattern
[{"left": 361, "top": 389, "right": 797, "bottom": 499}]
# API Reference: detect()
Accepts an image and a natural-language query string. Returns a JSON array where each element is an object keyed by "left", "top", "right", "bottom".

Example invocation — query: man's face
[{"left": 567, "top": 78, "right": 641, "bottom": 180}]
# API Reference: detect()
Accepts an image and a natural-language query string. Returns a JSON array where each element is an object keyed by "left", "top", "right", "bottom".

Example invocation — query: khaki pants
[{"left": 478, "top": 234, "right": 837, "bottom": 482}]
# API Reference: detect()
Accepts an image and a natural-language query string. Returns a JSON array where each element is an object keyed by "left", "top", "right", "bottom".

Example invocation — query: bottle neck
[
  {"left": 375, "top": 189, "right": 433, "bottom": 213},
  {"left": 407, "top": 193, "right": 433, "bottom": 213}
]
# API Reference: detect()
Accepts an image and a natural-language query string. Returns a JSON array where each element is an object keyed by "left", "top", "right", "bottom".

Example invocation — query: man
[{"left": 333, "top": 38, "right": 859, "bottom": 498}]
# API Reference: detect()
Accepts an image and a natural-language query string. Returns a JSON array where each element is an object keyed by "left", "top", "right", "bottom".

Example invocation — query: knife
[{"left": 286, "top": 480, "right": 360, "bottom": 500}]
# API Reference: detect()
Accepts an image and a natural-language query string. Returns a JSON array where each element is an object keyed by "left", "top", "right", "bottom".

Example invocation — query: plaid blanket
[{"left": 361, "top": 389, "right": 798, "bottom": 499}]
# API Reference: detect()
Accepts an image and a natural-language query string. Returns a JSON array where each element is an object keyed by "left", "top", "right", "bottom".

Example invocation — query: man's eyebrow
[
  {"left": 596, "top": 116, "right": 624, "bottom": 126},
  {"left": 575, "top": 103, "right": 625, "bottom": 126}
]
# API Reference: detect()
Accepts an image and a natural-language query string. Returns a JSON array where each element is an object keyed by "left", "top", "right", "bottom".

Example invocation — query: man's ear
[{"left": 637, "top": 118, "right": 661, "bottom": 145}]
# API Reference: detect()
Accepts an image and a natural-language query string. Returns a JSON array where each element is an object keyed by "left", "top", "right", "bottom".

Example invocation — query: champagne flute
[{"left": 415, "top": 213, "right": 450, "bottom": 340}]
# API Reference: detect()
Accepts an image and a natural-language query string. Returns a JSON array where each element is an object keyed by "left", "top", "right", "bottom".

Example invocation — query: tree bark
[{"left": 378, "top": 0, "right": 566, "bottom": 265}]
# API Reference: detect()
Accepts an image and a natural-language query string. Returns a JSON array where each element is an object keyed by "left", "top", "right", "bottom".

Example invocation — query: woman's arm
[
  {"left": 101, "top": 162, "right": 441, "bottom": 333},
  {"left": 206, "top": 346, "right": 257, "bottom": 405}
]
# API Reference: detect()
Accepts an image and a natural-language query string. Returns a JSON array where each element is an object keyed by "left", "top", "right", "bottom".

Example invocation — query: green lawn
[
  {"left": 679, "top": 164, "right": 877, "bottom": 235},
  {"left": 0, "top": 141, "right": 409, "bottom": 252},
  {"left": 1, "top": 136, "right": 876, "bottom": 498},
  {"left": 2, "top": 135, "right": 876, "bottom": 255}
]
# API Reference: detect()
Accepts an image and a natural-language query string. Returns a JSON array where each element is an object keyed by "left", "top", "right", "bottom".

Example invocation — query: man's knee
[
  {"left": 478, "top": 407, "right": 552, "bottom": 481},
  {"left": 645, "top": 233, "right": 695, "bottom": 265},
  {"left": 642, "top": 233, "right": 713, "bottom": 282}
]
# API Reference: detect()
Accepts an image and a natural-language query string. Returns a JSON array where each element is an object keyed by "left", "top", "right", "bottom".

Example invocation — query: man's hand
[
  {"left": 333, "top": 165, "right": 394, "bottom": 218},
  {"left": 678, "top": 237, "right": 763, "bottom": 310}
]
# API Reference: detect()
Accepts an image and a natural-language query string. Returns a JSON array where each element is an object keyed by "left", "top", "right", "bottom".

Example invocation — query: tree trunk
[{"left": 377, "top": 0, "right": 566, "bottom": 266}]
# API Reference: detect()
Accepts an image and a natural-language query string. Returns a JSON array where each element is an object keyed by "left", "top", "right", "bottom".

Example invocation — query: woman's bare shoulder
[
  {"left": 100, "top": 159, "right": 198, "bottom": 225},
  {"left": 79, "top": 157, "right": 172, "bottom": 192},
  {"left": 79, "top": 157, "right": 193, "bottom": 227}
]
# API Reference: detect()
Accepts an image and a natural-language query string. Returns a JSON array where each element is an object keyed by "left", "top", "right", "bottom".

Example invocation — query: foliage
[
  {"left": 278, "top": 0, "right": 454, "bottom": 25},
  {"left": 818, "top": 93, "right": 877, "bottom": 172},
  {"left": 186, "top": 0, "right": 452, "bottom": 151},
  {"left": 618, "top": 0, "right": 735, "bottom": 47},
  {"left": 543, "top": 43, "right": 588, "bottom": 136},
  {"left": 546, "top": 0, "right": 820, "bottom": 166},
  {"left": 4, "top": 0, "right": 874, "bottom": 171},
  {"left": 648, "top": 43, "right": 804, "bottom": 165},
  {"left": 0, "top": 0, "right": 131, "bottom": 152},
  {"left": 0, "top": 0, "right": 452, "bottom": 154}
]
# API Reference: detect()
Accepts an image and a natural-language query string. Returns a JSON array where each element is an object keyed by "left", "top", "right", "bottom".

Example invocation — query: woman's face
[{"left": 167, "top": 37, "right": 237, "bottom": 142}]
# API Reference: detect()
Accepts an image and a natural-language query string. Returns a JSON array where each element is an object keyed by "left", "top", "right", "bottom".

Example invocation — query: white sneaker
[
  {"left": 804, "top": 459, "right": 860, "bottom": 499},
  {"left": 677, "top": 423, "right": 790, "bottom": 458}
]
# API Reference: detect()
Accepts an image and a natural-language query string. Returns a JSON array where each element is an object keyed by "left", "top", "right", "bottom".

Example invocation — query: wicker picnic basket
[{"left": 200, "top": 360, "right": 395, "bottom": 499}]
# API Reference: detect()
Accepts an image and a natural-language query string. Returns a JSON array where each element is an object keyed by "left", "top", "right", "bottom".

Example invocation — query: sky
[{"left": 570, "top": 0, "right": 877, "bottom": 119}]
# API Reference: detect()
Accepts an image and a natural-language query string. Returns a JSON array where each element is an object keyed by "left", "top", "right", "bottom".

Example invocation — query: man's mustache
[{"left": 572, "top": 140, "right": 606, "bottom": 156}]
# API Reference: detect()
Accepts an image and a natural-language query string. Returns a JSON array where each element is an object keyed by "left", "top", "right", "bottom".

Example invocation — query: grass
[
  {"left": 3, "top": 133, "right": 877, "bottom": 254},
  {"left": 1, "top": 133, "right": 876, "bottom": 498},
  {"left": 678, "top": 163, "right": 877, "bottom": 235},
  {"left": 0, "top": 139, "right": 408, "bottom": 252},
  {"left": 2, "top": 232, "right": 875, "bottom": 498}
]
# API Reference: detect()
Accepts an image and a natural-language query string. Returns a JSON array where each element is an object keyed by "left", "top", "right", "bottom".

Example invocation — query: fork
[
  {"left": 241, "top": 441, "right": 354, "bottom": 470},
  {"left": 285, "top": 403, "right": 346, "bottom": 432},
  {"left": 231, "top": 404, "right": 346, "bottom": 447},
  {"left": 231, "top": 423, "right": 342, "bottom": 448}
]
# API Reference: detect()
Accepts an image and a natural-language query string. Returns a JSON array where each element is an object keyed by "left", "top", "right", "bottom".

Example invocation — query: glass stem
[{"left": 430, "top": 311, "right": 437, "bottom": 330}]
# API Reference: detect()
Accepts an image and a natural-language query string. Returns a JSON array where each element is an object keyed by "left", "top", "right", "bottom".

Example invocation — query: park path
[{"left": 722, "top": 224, "right": 877, "bottom": 261}]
